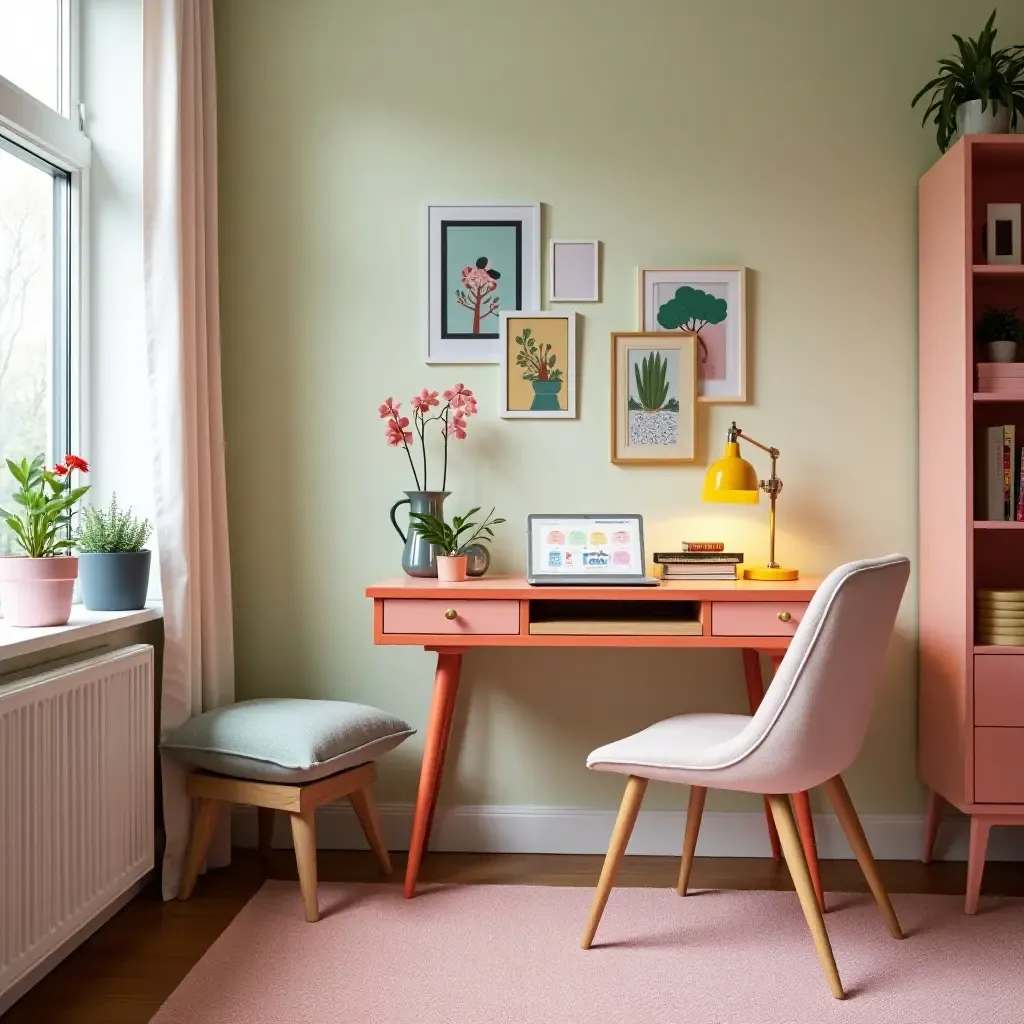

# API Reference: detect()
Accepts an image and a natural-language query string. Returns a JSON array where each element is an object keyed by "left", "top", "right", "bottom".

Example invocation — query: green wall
[{"left": 214, "top": 0, "right": 1024, "bottom": 815}]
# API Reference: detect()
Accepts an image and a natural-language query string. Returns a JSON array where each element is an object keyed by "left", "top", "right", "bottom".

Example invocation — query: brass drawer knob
[
  {"left": 778, "top": 610, "right": 792, "bottom": 623},
  {"left": 444, "top": 608, "right": 458, "bottom": 621}
]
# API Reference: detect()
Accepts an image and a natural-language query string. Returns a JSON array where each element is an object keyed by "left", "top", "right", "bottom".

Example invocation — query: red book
[
  {"left": 679, "top": 541, "right": 724, "bottom": 552},
  {"left": 1017, "top": 447, "right": 1024, "bottom": 522}
]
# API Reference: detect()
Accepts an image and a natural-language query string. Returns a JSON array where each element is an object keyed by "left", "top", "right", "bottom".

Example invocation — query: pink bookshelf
[{"left": 919, "top": 135, "right": 1024, "bottom": 915}]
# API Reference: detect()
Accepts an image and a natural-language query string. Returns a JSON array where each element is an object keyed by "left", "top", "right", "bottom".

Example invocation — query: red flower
[
  {"left": 53, "top": 464, "right": 68, "bottom": 477},
  {"left": 64, "top": 454, "right": 89, "bottom": 473}
]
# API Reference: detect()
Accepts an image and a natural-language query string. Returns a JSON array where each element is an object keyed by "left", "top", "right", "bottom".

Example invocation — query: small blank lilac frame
[{"left": 549, "top": 239, "right": 599, "bottom": 302}]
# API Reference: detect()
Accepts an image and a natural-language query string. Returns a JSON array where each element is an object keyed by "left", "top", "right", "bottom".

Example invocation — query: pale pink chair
[{"left": 580, "top": 555, "right": 911, "bottom": 1000}]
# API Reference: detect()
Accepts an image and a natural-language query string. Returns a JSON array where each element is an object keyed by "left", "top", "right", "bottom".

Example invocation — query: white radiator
[{"left": 0, "top": 645, "right": 154, "bottom": 1008}]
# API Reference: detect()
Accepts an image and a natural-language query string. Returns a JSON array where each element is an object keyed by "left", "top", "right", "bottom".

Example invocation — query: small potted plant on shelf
[
  {"left": 407, "top": 506, "right": 505, "bottom": 582},
  {"left": 911, "top": 9, "right": 1024, "bottom": 152},
  {"left": 76, "top": 494, "right": 153, "bottom": 611},
  {"left": 0, "top": 454, "right": 90, "bottom": 626},
  {"left": 977, "top": 306, "right": 1024, "bottom": 362}
]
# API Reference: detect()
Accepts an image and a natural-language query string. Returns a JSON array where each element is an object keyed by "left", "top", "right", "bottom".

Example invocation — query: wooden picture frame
[
  {"left": 427, "top": 203, "right": 541, "bottom": 364},
  {"left": 610, "top": 332, "right": 696, "bottom": 464},
  {"left": 500, "top": 311, "right": 577, "bottom": 419},
  {"left": 638, "top": 266, "right": 748, "bottom": 404},
  {"left": 549, "top": 239, "right": 599, "bottom": 302},
  {"left": 987, "top": 203, "right": 1022, "bottom": 265}
]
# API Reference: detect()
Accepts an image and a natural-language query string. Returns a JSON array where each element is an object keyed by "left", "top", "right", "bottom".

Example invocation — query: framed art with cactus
[
  {"left": 611, "top": 332, "right": 696, "bottom": 464},
  {"left": 638, "top": 266, "right": 748, "bottom": 403},
  {"left": 499, "top": 311, "right": 577, "bottom": 419}
]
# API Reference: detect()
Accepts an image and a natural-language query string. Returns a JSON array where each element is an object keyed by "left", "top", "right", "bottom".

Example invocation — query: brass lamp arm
[{"left": 729, "top": 421, "right": 783, "bottom": 569}]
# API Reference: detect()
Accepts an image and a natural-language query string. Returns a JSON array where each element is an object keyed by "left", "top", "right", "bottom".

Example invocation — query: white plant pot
[
  {"left": 987, "top": 339, "right": 1018, "bottom": 363},
  {"left": 956, "top": 99, "right": 1011, "bottom": 139}
]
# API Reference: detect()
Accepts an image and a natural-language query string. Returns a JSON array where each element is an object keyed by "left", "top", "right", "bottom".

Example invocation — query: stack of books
[
  {"left": 977, "top": 589, "right": 1024, "bottom": 646},
  {"left": 655, "top": 543, "right": 743, "bottom": 580},
  {"left": 983, "top": 424, "right": 1024, "bottom": 521}
]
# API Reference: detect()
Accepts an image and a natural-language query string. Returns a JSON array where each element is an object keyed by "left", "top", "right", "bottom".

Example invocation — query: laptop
[{"left": 526, "top": 514, "right": 660, "bottom": 586}]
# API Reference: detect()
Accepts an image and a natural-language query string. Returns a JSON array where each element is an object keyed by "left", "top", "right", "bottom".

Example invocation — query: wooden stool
[{"left": 178, "top": 761, "right": 390, "bottom": 922}]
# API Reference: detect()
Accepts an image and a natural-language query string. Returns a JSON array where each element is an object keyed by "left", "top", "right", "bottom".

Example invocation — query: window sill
[{"left": 0, "top": 602, "right": 163, "bottom": 664}]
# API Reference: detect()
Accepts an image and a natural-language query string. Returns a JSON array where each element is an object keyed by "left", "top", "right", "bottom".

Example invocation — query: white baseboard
[{"left": 233, "top": 803, "right": 1024, "bottom": 862}]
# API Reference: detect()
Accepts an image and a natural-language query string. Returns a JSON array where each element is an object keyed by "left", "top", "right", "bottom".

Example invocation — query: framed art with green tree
[{"left": 499, "top": 311, "right": 577, "bottom": 419}]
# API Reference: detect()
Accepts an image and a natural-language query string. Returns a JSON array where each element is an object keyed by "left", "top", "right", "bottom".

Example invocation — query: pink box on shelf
[{"left": 978, "top": 363, "right": 1024, "bottom": 377}]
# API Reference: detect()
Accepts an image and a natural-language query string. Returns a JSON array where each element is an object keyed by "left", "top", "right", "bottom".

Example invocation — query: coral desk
[{"left": 366, "top": 575, "right": 824, "bottom": 904}]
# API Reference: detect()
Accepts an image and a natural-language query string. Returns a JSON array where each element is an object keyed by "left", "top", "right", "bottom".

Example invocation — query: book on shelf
[
  {"left": 1018, "top": 446, "right": 1024, "bottom": 522},
  {"left": 984, "top": 424, "right": 1018, "bottom": 521},
  {"left": 654, "top": 552, "right": 743, "bottom": 564},
  {"left": 661, "top": 564, "right": 738, "bottom": 578},
  {"left": 679, "top": 541, "right": 725, "bottom": 552}
]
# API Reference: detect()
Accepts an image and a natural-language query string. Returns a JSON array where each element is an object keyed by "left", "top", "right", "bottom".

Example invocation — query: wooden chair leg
[
  {"left": 257, "top": 807, "right": 275, "bottom": 860},
  {"left": 350, "top": 785, "right": 392, "bottom": 875},
  {"left": 824, "top": 775, "right": 902, "bottom": 939},
  {"left": 768, "top": 794, "right": 844, "bottom": 1000},
  {"left": 178, "top": 798, "right": 224, "bottom": 900},
  {"left": 922, "top": 788, "right": 944, "bottom": 864},
  {"left": 792, "top": 790, "right": 826, "bottom": 913},
  {"left": 965, "top": 816, "right": 991, "bottom": 916},
  {"left": 677, "top": 785, "right": 706, "bottom": 896},
  {"left": 289, "top": 810, "right": 320, "bottom": 923},
  {"left": 581, "top": 775, "right": 647, "bottom": 949}
]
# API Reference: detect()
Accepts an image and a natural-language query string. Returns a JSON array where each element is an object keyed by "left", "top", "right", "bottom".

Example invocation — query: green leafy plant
[
  {"left": 514, "top": 328, "right": 563, "bottom": 382},
  {"left": 656, "top": 286, "right": 728, "bottom": 363},
  {"left": 76, "top": 494, "right": 152, "bottom": 553},
  {"left": 976, "top": 305, "right": 1024, "bottom": 344},
  {"left": 408, "top": 506, "right": 505, "bottom": 556},
  {"left": 912, "top": 9, "right": 1024, "bottom": 152},
  {"left": 0, "top": 454, "right": 90, "bottom": 558},
  {"left": 632, "top": 351, "right": 678, "bottom": 413}
]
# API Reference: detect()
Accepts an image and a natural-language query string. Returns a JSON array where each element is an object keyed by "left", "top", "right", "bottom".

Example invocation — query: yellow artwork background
[{"left": 505, "top": 316, "right": 569, "bottom": 412}]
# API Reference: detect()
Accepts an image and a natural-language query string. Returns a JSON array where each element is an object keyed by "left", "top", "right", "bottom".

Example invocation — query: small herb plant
[
  {"left": 76, "top": 494, "right": 152, "bottom": 553},
  {"left": 0, "top": 454, "right": 90, "bottom": 558},
  {"left": 912, "top": 9, "right": 1024, "bottom": 152},
  {"left": 515, "top": 328, "right": 563, "bottom": 382},
  {"left": 408, "top": 506, "right": 505, "bottom": 557}
]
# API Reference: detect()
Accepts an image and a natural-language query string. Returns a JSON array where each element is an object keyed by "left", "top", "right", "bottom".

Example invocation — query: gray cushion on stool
[{"left": 162, "top": 698, "right": 415, "bottom": 783}]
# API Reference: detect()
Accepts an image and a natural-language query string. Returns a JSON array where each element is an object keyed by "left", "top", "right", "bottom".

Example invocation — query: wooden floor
[{"left": 6, "top": 850, "right": 1024, "bottom": 1023}]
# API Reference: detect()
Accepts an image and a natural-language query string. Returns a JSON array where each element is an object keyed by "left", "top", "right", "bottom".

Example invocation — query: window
[{"left": 0, "top": 0, "right": 87, "bottom": 554}]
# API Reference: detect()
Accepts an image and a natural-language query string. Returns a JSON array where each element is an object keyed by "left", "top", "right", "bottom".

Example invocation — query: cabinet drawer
[
  {"left": 975, "top": 655, "right": 1024, "bottom": 727},
  {"left": 710, "top": 601, "right": 808, "bottom": 637},
  {"left": 382, "top": 599, "right": 520, "bottom": 635},
  {"left": 975, "top": 728, "right": 1024, "bottom": 803}
]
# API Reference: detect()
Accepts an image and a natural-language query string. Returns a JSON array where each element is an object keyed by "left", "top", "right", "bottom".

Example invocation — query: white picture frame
[
  {"left": 987, "top": 203, "right": 1022, "bottom": 265},
  {"left": 499, "top": 310, "right": 577, "bottom": 419},
  {"left": 427, "top": 203, "right": 541, "bottom": 364},
  {"left": 549, "top": 239, "right": 599, "bottom": 302},
  {"left": 638, "top": 266, "right": 748, "bottom": 404}
]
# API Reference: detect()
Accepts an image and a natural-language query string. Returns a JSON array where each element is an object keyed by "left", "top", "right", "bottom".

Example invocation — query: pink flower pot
[
  {"left": 0, "top": 555, "right": 78, "bottom": 627},
  {"left": 435, "top": 555, "right": 468, "bottom": 583}
]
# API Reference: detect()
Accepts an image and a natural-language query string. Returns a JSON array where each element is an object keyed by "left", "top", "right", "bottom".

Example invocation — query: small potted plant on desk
[
  {"left": 0, "top": 454, "right": 90, "bottom": 626},
  {"left": 76, "top": 495, "right": 153, "bottom": 611},
  {"left": 408, "top": 506, "right": 505, "bottom": 583}
]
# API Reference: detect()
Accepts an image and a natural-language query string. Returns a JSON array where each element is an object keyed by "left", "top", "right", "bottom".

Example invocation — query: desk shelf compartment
[{"left": 527, "top": 599, "right": 702, "bottom": 637}]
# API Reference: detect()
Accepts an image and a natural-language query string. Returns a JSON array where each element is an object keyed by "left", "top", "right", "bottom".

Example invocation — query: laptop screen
[{"left": 527, "top": 515, "right": 645, "bottom": 578}]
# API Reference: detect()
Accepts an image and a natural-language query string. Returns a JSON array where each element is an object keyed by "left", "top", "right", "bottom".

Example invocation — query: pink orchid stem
[{"left": 391, "top": 408, "right": 421, "bottom": 490}]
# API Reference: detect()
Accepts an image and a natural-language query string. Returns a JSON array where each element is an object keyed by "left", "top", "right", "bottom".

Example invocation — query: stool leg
[
  {"left": 179, "top": 798, "right": 224, "bottom": 900},
  {"left": 257, "top": 808, "right": 275, "bottom": 860},
  {"left": 289, "top": 810, "right": 320, "bottom": 922},
  {"left": 350, "top": 785, "right": 392, "bottom": 875}
]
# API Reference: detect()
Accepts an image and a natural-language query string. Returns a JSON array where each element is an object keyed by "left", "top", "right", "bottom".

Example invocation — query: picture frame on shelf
[
  {"left": 986, "top": 203, "right": 1022, "bottom": 265},
  {"left": 549, "top": 239, "right": 599, "bottom": 302},
  {"left": 638, "top": 266, "right": 748, "bottom": 403},
  {"left": 610, "top": 331, "right": 697, "bottom": 465},
  {"left": 499, "top": 311, "right": 577, "bottom": 419},
  {"left": 427, "top": 203, "right": 541, "bottom": 364}
]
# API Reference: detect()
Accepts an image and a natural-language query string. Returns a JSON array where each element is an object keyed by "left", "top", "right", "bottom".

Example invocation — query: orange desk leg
[
  {"left": 768, "top": 653, "right": 825, "bottom": 913},
  {"left": 741, "top": 649, "right": 782, "bottom": 863},
  {"left": 404, "top": 649, "right": 463, "bottom": 899}
]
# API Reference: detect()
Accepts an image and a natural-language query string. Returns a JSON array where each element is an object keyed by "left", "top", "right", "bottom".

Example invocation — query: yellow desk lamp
[{"left": 702, "top": 421, "right": 799, "bottom": 581}]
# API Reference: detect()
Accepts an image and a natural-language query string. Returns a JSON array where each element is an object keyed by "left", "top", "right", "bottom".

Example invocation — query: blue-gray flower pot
[{"left": 79, "top": 551, "right": 152, "bottom": 611}]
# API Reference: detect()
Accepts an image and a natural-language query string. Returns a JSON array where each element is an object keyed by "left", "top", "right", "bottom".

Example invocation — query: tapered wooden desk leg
[
  {"left": 423, "top": 682, "right": 459, "bottom": 846},
  {"left": 742, "top": 649, "right": 781, "bottom": 862},
  {"left": 404, "top": 650, "right": 463, "bottom": 899}
]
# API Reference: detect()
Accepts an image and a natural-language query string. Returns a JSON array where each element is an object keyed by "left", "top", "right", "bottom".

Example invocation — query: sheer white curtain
[{"left": 143, "top": 0, "right": 235, "bottom": 900}]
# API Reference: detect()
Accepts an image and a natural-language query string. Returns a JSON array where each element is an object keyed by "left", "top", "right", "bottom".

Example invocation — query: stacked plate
[{"left": 977, "top": 589, "right": 1024, "bottom": 645}]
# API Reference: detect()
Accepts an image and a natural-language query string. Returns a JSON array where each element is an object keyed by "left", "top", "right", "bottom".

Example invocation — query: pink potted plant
[
  {"left": 0, "top": 454, "right": 90, "bottom": 626},
  {"left": 406, "top": 507, "right": 505, "bottom": 582}
]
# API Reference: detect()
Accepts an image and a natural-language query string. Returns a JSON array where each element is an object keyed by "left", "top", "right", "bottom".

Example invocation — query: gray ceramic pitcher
[{"left": 390, "top": 490, "right": 449, "bottom": 577}]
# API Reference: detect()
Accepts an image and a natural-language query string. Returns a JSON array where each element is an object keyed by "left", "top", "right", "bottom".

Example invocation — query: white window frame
[{"left": 0, "top": 0, "right": 90, "bottom": 464}]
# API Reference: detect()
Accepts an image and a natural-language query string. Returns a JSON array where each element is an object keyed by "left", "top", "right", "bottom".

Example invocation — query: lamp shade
[{"left": 702, "top": 441, "right": 759, "bottom": 504}]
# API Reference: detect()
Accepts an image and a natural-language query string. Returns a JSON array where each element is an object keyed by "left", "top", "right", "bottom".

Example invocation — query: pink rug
[{"left": 152, "top": 882, "right": 1024, "bottom": 1023}]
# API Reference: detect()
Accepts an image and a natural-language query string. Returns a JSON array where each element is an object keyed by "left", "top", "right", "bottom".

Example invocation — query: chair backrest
[{"left": 738, "top": 555, "right": 910, "bottom": 793}]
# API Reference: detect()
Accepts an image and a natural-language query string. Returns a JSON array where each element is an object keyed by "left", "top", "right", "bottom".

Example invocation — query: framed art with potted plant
[
  {"left": 407, "top": 506, "right": 505, "bottom": 583},
  {"left": 499, "top": 311, "right": 578, "bottom": 419},
  {"left": 976, "top": 305, "right": 1024, "bottom": 363},
  {"left": 76, "top": 495, "right": 153, "bottom": 611}
]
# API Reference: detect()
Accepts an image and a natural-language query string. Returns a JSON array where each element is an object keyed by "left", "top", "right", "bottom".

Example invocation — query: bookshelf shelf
[
  {"left": 975, "top": 392, "right": 1024, "bottom": 402},
  {"left": 973, "top": 264, "right": 1024, "bottom": 275},
  {"left": 975, "top": 645, "right": 1024, "bottom": 654},
  {"left": 974, "top": 520, "right": 1024, "bottom": 529}
]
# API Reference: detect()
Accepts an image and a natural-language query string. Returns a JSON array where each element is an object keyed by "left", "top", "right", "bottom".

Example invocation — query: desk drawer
[
  {"left": 975, "top": 728, "right": 1024, "bottom": 803},
  {"left": 710, "top": 601, "right": 808, "bottom": 637},
  {"left": 382, "top": 599, "right": 520, "bottom": 635},
  {"left": 975, "top": 655, "right": 1024, "bottom": 727}
]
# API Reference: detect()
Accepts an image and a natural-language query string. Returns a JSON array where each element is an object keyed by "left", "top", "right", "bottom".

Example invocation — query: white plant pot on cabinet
[{"left": 956, "top": 99, "right": 1011, "bottom": 139}]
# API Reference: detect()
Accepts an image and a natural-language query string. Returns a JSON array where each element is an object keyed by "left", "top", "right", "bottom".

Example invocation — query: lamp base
[{"left": 742, "top": 565, "right": 800, "bottom": 582}]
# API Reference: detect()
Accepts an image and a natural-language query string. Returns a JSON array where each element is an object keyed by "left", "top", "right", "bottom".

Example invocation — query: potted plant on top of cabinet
[
  {"left": 912, "top": 9, "right": 1024, "bottom": 152},
  {"left": 76, "top": 494, "right": 153, "bottom": 611},
  {"left": 0, "top": 454, "right": 90, "bottom": 626}
]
